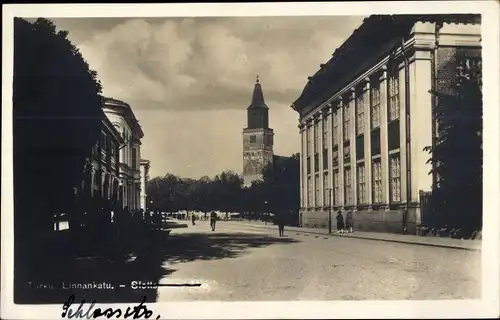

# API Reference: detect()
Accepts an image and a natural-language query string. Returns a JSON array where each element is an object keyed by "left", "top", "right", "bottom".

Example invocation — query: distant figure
[
  {"left": 191, "top": 213, "right": 196, "bottom": 226},
  {"left": 277, "top": 212, "right": 285, "bottom": 237},
  {"left": 345, "top": 210, "right": 354, "bottom": 233},
  {"left": 336, "top": 211, "right": 345, "bottom": 233},
  {"left": 210, "top": 211, "right": 217, "bottom": 231}
]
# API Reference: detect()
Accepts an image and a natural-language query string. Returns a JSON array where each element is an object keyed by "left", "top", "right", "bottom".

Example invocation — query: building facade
[
  {"left": 140, "top": 159, "right": 151, "bottom": 211},
  {"left": 103, "top": 97, "right": 144, "bottom": 211},
  {"left": 75, "top": 110, "right": 124, "bottom": 218},
  {"left": 292, "top": 15, "right": 481, "bottom": 234},
  {"left": 242, "top": 76, "right": 274, "bottom": 187}
]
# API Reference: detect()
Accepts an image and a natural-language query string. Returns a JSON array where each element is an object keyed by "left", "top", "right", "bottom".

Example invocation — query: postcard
[{"left": 1, "top": 2, "right": 499, "bottom": 319}]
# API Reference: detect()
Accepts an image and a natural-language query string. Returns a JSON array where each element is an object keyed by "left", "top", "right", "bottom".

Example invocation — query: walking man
[
  {"left": 345, "top": 210, "right": 354, "bottom": 233},
  {"left": 277, "top": 212, "right": 285, "bottom": 237},
  {"left": 210, "top": 210, "right": 217, "bottom": 231},
  {"left": 336, "top": 210, "right": 345, "bottom": 233}
]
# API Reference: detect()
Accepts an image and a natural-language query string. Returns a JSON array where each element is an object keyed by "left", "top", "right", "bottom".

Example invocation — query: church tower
[{"left": 242, "top": 76, "right": 274, "bottom": 187}]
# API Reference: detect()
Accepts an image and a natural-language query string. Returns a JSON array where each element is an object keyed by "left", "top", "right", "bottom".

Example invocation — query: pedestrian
[
  {"left": 191, "top": 213, "right": 196, "bottom": 226},
  {"left": 210, "top": 211, "right": 217, "bottom": 231},
  {"left": 336, "top": 211, "right": 345, "bottom": 233},
  {"left": 277, "top": 212, "right": 285, "bottom": 237},
  {"left": 345, "top": 210, "right": 354, "bottom": 233}
]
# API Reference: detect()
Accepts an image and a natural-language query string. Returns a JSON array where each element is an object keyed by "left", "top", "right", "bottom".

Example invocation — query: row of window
[
  {"left": 305, "top": 69, "right": 400, "bottom": 152},
  {"left": 304, "top": 154, "right": 401, "bottom": 207}
]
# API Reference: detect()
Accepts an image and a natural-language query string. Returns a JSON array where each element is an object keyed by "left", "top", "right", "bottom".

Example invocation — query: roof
[
  {"left": 248, "top": 75, "right": 268, "bottom": 109},
  {"left": 100, "top": 109, "right": 124, "bottom": 144},
  {"left": 292, "top": 14, "right": 481, "bottom": 115},
  {"left": 103, "top": 97, "right": 144, "bottom": 139}
]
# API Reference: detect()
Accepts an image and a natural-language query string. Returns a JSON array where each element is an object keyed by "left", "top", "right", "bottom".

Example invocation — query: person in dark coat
[
  {"left": 277, "top": 212, "right": 285, "bottom": 237},
  {"left": 345, "top": 210, "right": 354, "bottom": 233},
  {"left": 336, "top": 211, "right": 345, "bottom": 233},
  {"left": 210, "top": 211, "right": 217, "bottom": 231}
]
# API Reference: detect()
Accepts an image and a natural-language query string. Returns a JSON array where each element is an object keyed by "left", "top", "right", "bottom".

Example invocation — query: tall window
[
  {"left": 343, "top": 103, "right": 350, "bottom": 141},
  {"left": 388, "top": 66, "right": 400, "bottom": 121},
  {"left": 307, "top": 126, "right": 312, "bottom": 156},
  {"left": 344, "top": 167, "right": 352, "bottom": 205},
  {"left": 323, "top": 115, "right": 329, "bottom": 170},
  {"left": 323, "top": 115, "right": 329, "bottom": 149},
  {"left": 343, "top": 144, "right": 351, "bottom": 163},
  {"left": 307, "top": 177, "right": 312, "bottom": 206},
  {"left": 356, "top": 93, "right": 364, "bottom": 136},
  {"left": 314, "top": 174, "right": 320, "bottom": 206},
  {"left": 323, "top": 172, "right": 330, "bottom": 206},
  {"left": 332, "top": 111, "right": 339, "bottom": 146},
  {"left": 357, "top": 163, "right": 366, "bottom": 204},
  {"left": 101, "top": 132, "right": 107, "bottom": 151},
  {"left": 110, "top": 141, "right": 115, "bottom": 159},
  {"left": 371, "top": 82, "right": 381, "bottom": 128},
  {"left": 132, "top": 147, "right": 137, "bottom": 169},
  {"left": 332, "top": 149, "right": 339, "bottom": 167},
  {"left": 314, "top": 121, "right": 319, "bottom": 154},
  {"left": 333, "top": 170, "right": 340, "bottom": 205},
  {"left": 372, "top": 159, "right": 383, "bottom": 203},
  {"left": 390, "top": 154, "right": 401, "bottom": 202}
]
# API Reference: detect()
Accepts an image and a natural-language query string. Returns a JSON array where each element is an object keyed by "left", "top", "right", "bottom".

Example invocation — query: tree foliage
[
  {"left": 146, "top": 154, "right": 300, "bottom": 225},
  {"left": 14, "top": 18, "right": 104, "bottom": 234},
  {"left": 425, "top": 68, "right": 482, "bottom": 234}
]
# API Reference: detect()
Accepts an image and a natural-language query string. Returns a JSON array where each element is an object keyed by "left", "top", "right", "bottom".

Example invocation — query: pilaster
[
  {"left": 318, "top": 112, "right": 324, "bottom": 208},
  {"left": 326, "top": 104, "right": 334, "bottom": 209},
  {"left": 399, "top": 65, "right": 408, "bottom": 205},
  {"left": 379, "top": 66, "right": 390, "bottom": 208},
  {"left": 410, "top": 53, "right": 433, "bottom": 203},
  {"left": 337, "top": 99, "right": 345, "bottom": 208},
  {"left": 309, "top": 118, "right": 316, "bottom": 209},
  {"left": 299, "top": 122, "right": 306, "bottom": 209},
  {"left": 362, "top": 78, "right": 372, "bottom": 207},
  {"left": 349, "top": 88, "right": 357, "bottom": 208}
]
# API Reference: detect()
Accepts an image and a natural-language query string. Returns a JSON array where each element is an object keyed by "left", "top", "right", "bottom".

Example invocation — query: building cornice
[
  {"left": 293, "top": 15, "right": 481, "bottom": 117},
  {"left": 103, "top": 98, "right": 144, "bottom": 139}
]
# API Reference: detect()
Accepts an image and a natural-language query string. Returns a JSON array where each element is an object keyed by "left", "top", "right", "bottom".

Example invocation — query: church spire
[{"left": 248, "top": 75, "right": 268, "bottom": 109}]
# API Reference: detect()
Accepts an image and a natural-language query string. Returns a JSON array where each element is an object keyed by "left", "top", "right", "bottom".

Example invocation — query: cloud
[{"left": 49, "top": 16, "right": 364, "bottom": 178}]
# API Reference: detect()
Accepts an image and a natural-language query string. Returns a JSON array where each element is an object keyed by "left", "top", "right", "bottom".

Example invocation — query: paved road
[{"left": 154, "top": 221, "right": 481, "bottom": 301}]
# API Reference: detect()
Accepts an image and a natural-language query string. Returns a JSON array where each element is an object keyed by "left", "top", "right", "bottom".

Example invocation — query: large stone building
[
  {"left": 103, "top": 97, "right": 144, "bottom": 211},
  {"left": 74, "top": 110, "right": 124, "bottom": 221},
  {"left": 292, "top": 15, "right": 481, "bottom": 234},
  {"left": 242, "top": 76, "right": 274, "bottom": 187},
  {"left": 139, "top": 159, "right": 151, "bottom": 211}
]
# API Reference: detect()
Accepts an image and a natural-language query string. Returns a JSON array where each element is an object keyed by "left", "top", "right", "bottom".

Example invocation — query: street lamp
[
  {"left": 264, "top": 201, "right": 268, "bottom": 225},
  {"left": 326, "top": 188, "right": 333, "bottom": 234}
]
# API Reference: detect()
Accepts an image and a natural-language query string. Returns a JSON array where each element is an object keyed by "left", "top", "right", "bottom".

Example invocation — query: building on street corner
[
  {"left": 103, "top": 97, "right": 145, "bottom": 211},
  {"left": 291, "top": 15, "right": 481, "bottom": 234},
  {"left": 140, "top": 159, "right": 151, "bottom": 211}
]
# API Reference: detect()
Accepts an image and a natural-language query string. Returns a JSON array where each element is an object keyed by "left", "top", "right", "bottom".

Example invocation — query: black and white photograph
[{"left": 2, "top": 2, "right": 499, "bottom": 319}]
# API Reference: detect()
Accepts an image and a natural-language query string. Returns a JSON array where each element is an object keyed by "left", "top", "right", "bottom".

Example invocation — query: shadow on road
[
  {"left": 14, "top": 230, "right": 299, "bottom": 304},
  {"left": 165, "top": 232, "right": 299, "bottom": 263}
]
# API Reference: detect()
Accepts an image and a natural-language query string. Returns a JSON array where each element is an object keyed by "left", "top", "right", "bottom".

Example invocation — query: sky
[{"left": 49, "top": 16, "right": 365, "bottom": 179}]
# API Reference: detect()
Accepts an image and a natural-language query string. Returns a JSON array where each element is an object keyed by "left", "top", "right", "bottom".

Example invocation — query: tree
[
  {"left": 146, "top": 171, "right": 244, "bottom": 215},
  {"left": 261, "top": 154, "right": 300, "bottom": 225},
  {"left": 425, "top": 65, "right": 482, "bottom": 236},
  {"left": 13, "top": 18, "right": 103, "bottom": 236}
]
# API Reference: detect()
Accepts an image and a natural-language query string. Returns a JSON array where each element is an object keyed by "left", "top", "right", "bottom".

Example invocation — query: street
[{"left": 153, "top": 221, "right": 480, "bottom": 301}]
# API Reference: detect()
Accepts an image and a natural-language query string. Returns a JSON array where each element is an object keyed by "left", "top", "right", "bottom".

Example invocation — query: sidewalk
[{"left": 233, "top": 221, "right": 482, "bottom": 251}]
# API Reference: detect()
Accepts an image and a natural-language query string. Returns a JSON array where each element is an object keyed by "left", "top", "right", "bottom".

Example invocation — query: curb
[{"left": 238, "top": 223, "right": 481, "bottom": 252}]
